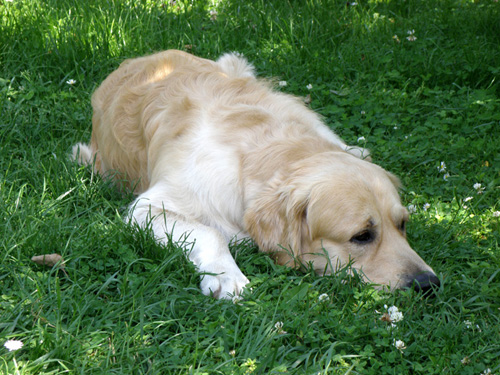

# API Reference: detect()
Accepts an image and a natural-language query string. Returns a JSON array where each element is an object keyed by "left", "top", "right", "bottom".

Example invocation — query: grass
[{"left": 1, "top": 0, "right": 499, "bottom": 373}]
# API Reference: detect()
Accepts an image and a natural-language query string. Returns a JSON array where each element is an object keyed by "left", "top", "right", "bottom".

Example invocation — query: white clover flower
[
  {"left": 278, "top": 81, "right": 287, "bottom": 87},
  {"left": 381, "top": 305, "right": 404, "bottom": 328},
  {"left": 387, "top": 306, "right": 404, "bottom": 322},
  {"left": 357, "top": 136, "right": 366, "bottom": 143},
  {"left": 274, "top": 321, "right": 287, "bottom": 334},
  {"left": 493, "top": 211, "right": 500, "bottom": 217},
  {"left": 306, "top": 84, "right": 313, "bottom": 90},
  {"left": 393, "top": 339, "right": 406, "bottom": 350},
  {"left": 406, "top": 30, "right": 417, "bottom": 42},
  {"left": 481, "top": 369, "right": 493, "bottom": 375},
  {"left": 318, "top": 293, "right": 329, "bottom": 302},
  {"left": 408, "top": 204, "right": 417, "bottom": 214},
  {"left": 393, "top": 35, "right": 400, "bottom": 43},
  {"left": 66, "top": 79, "right": 76, "bottom": 85},
  {"left": 473, "top": 183, "right": 485, "bottom": 194},
  {"left": 4, "top": 340, "right": 23, "bottom": 352},
  {"left": 423, "top": 203, "right": 431, "bottom": 211},
  {"left": 438, "top": 161, "right": 446, "bottom": 173},
  {"left": 232, "top": 295, "right": 243, "bottom": 304}
]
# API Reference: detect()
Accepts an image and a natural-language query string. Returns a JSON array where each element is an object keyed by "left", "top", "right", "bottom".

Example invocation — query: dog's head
[{"left": 245, "top": 151, "right": 439, "bottom": 292}]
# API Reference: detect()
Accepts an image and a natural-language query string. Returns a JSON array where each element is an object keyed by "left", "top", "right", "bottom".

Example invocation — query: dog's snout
[{"left": 405, "top": 272, "right": 440, "bottom": 294}]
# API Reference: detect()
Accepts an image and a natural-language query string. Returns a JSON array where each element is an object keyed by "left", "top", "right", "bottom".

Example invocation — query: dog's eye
[{"left": 350, "top": 230, "right": 374, "bottom": 244}]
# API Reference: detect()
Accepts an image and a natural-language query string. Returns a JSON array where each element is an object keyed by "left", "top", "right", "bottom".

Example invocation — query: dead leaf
[
  {"left": 31, "top": 253, "right": 65, "bottom": 268},
  {"left": 380, "top": 313, "right": 392, "bottom": 323}
]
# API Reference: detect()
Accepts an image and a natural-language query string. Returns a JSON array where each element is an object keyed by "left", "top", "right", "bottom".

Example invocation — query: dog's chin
[
  {"left": 368, "top": 272, "right": 440, "bottom": 295},
  {"left": 402, "top": 271, "right": 440, "bottom": 295}
]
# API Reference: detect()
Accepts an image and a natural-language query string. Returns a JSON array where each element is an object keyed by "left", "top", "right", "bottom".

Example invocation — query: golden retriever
[{"left": 73, "top": 50, "right": 439, "bottom": 299}]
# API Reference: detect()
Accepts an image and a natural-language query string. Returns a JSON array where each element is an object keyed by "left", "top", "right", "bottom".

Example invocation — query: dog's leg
[
  {"left": 128, "top": 193, "right": 249, "bottom": 299},
  {"left": 344, "top": 145, "right": 372, "bottom": 161}
]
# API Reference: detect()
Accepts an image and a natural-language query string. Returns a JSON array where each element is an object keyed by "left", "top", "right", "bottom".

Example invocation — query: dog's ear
[
  {"left": 244, "top": 180, "right": 310, "bottom": 267},
  {"left": 385, "top": 171, "right": 402, "bottom": 190}
]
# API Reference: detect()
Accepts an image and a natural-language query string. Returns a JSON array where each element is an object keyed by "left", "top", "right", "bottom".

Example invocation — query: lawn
[{"left": 1, "top": 0, "right": 499, "bottom": 374}]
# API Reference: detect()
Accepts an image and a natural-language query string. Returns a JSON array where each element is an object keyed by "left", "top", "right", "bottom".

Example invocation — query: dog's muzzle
[{"left": 405, "top": 272, "right": 440, "bottom": 294}]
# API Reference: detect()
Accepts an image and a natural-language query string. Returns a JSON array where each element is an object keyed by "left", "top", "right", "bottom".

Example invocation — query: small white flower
[
  {"left": 408, "top": 204, "right": 417, "bottom": 214},
  {"left": 438, "top": 161, "right": 446, "bottom": 173},
  {"left": 274, "top": 321, "right": 286, "bottom": 334},
  {"left": 393, "top": 125, "right": 398, "bottom": 129},
  {"left": 357, "top": 136, "right": 366, "bottom": 143},
  {"left": 406, "top": 35, "right": 417, "bottom": 42},
  {"left": 464, "top": 320, "right": 472, "bottom": 329},
  {"left": 318, "top": 293, "right": 329, "bottom": 302},
  {"left": 473, "top": 183, "right": 485, "bottom": 194},
  {"left": 209, "top": 10, "right": 218, "bottom": 20},
  {"left": 423, "top": 203, "right": 431, "bottom": 211},
  {"left": 387, "top": 306, "right": 404, "bottom": 322},
  {"left": 464, "top": 196, "right": 473, "bottom": 202},
  {"left": 232, "top": 295, "right": 243, "bottom": 304},
  {"left": 306, "top": 84, "right": 313, "bottom": 90},
  {"left": 493, "top": 211, "right": 500, "bottom": 217},
  {"left": 4, "top": 340, "right": 23, "bottom": 352},
  {"left": 278, "top": 81, "right": 287, "bottom": 87},
  {"left": 443, "top": 172, "right": 450, "bottom": 180},
  {"left": 66, "top": 79, "right": 76, "bottom": 85},
  {"left": 481, "top": 369, "right": 493, "bottom": 375},
  {"left": 407, "top": 29, "right": 415, "bottom": 35},
  {"left": 393, "top": 339, "right": 406, "bottom": 350},
  {"left": 460, "top": 356, "right": 470, "bottom": 365}
]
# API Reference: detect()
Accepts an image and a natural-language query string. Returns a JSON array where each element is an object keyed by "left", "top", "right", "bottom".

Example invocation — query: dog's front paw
[{"left": 199, "top": 263, "right": 249, "bottom": 299}]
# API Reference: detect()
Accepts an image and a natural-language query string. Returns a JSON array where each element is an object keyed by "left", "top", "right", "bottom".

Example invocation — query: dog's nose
[{"left": 406, "top": 272, "right": 440, "bottom": 294}]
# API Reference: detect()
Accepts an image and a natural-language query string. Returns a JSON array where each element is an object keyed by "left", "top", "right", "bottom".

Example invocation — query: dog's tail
[
  {"left": 71, "top": 142, "right": 97, "bottom": 168},
  {"left": 216, "top": 52, "right": 256, "bottom": 79}
]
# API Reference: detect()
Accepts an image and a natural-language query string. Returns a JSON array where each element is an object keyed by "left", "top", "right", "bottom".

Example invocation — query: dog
[{"left": 72, "top": 50, "right": 439, "bottom": 299}]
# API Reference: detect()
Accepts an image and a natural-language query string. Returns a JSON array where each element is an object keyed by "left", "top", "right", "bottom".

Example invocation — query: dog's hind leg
[{"left": 128, "top": 188, "right": 249, "bottom": 299}]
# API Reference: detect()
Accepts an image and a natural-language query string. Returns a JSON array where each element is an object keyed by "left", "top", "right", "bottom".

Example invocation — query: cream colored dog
[{"left": 73, "top": 50, "right": 439, "bottom": 299}]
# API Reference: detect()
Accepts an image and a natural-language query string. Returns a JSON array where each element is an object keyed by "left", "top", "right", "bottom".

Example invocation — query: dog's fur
[{"left": 73, "top": 50, "right": 438, "bottom": 298}]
